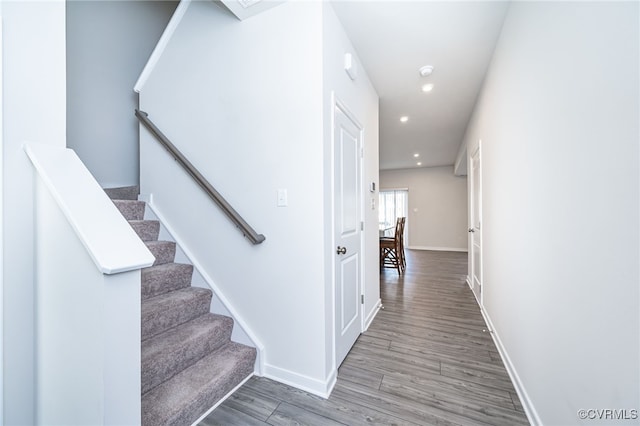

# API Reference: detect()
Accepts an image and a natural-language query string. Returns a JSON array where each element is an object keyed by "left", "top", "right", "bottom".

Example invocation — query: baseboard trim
[
  {"left": 479, "top": 307, "right": 541, "bottom": 426},
  {"left": 189, "top": 373, "right": 253, "bottom": 426},
  {"left": 143, "top": 197, "right": 265, "bottom": 375},
  {"left": 408, "top": 246, "right": 468, "bottom": 253},
  {"left": 262, "top": 364, "right": 336, "bottom": 399},
  {"left": 364, "top": 298, "right": 382, "bottom": 331},
  {"left": 466, "top": 275, "right": 482, "bottom": 306}
]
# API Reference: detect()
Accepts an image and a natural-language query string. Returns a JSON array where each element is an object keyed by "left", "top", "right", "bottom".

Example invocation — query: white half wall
[
  {"left": 462, "top": 2, "right": 639, "bottom": 424},
  {"left": 66, "top": 0, "right": 177, "bottom": 187},
  {"left": 1, "top": 1, "right": 66, "bottom": 424},
  {"left": 34, "top": 175, "right": 144, "bottom": 426},
  {"left": 380, "top": 167, "right": 468, "bottom": 252}
]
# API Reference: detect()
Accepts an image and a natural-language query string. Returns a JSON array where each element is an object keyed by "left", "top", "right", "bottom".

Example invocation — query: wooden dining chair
[
  {"left": 398, "top": 217, "right": 406, "bottom": 269},
  {"left": 380, "top": 217, "right": 406, "bottom": 274}
]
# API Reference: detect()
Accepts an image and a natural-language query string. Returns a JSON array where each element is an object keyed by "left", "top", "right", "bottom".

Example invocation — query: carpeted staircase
[{"left": 105, "top": 186, "right": 256, "bottom": 426}]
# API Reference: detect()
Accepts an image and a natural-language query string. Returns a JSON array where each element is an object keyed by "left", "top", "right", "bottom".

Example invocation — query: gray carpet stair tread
[
  {"left": 142, "top": 313, "right": 234, "bottom": 394},
  {"left": 142, "top": 263, "right": 193, "bottom": 300},
  {"left": 113, "top": 200, "right": 146, "bottom": 220},
  {"left": 142, "top": 342, "right": 256, "bottom": 426},
  {"left": 142, "top": 287, "right": 212, "bottom": 341},
  {"left": 103, "top": 185, "right": 255, "bottom": 422},
  {"left": 129, "top": 220, "right": 160, "bottom": 241},
  {"left": 104, "top": 185, "right": 140, "bottom": 200},
  {"left": 145, "top": 241, "right": 176, "bottom": 266}
]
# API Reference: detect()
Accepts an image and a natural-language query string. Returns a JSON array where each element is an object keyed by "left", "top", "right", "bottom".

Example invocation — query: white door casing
[
  {"left": 333, "top": 100, "right": 363, "bottom": 368},
  {"left": 0, "top": 18, "right": 4, "bottom": 422},
  {"left": 469, "top": 142, "right": 483, "bottom": 304}
]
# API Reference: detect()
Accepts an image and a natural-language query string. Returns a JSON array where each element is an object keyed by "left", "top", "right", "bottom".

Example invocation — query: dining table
[{"left": 378, "top": 222, "right": 394, "bottom": 238}]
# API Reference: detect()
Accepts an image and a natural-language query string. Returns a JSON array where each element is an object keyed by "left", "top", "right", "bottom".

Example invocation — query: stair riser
[
  {"left": 130, "top": 221, "right": 160, "bottom": 242},
  {"left": 146, "top": 242, "right": 176, "bottom": 266},
  {"left": 113, "top": 200, "right": 146, "bottom": 221},
  {"left": 142, "top": 316, "right": 233, "bottom": 394},
  {"left": 141, "top": 343, "right": 256, "bottom": 426},
  {"left": 104, "top": 185, "right": 140, "bottom": 201},
  {"left": 142, "top": 264, "right": 193, "bottom": 300},
  {"left": 142, "top": 290, "right": 212, "bottom": 341}
]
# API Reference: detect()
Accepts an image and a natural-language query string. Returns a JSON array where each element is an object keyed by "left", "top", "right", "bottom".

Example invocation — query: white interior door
[
  {"left": 469, "top": 143, "right": 482, "bottom": 303},
  {"left": 334, "top": 102, "right": 362, "bottom": 367},
  {"left": 0, "top": 18, "right": 4, "bottom": 422}
]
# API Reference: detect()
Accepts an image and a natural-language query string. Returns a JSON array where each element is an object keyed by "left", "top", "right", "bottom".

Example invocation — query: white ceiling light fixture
[
  {"left": 417, "top": 162, "right": 422, "bottom": 166},
  {"left": 422, "top": 83, "right": 434, "bottom": 93},
  {"left": 400, "top": 116, "right": 409, "bottom": 123},
  {"left": 419, "top": 65, "right": 434, "bottom": 77},
  {"left": 413, "top": 153, "right": 420, "bottom": 158}
]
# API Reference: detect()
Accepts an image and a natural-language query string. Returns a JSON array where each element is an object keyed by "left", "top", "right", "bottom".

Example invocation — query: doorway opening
[{"left": 378, "top": 189, "right": 408, "bottom": 242}]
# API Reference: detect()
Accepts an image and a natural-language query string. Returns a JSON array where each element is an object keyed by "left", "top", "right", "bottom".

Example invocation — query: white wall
[
  {"left": 322, "top": 2, "right": 380, "bottom": 378},
  {"left": 381, "top": 167, "right": 468, "bottom": 251},
  {"left": 1, "top": 1, "right": 67, "bottom": 424},
  {"left": 140, "top": 0, "right": 330, "bottom": 394},
  {"left": 66, "top": 0, "right": 177, "bottom": 187},
  {"left": 462, "top": 2, "right": 639, "bottom": 425},
  {"left": 139, "top": 0, "right": 379, "bottom": 396}
]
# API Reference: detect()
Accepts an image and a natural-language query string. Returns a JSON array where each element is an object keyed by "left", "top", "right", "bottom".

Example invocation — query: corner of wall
[
  {"left": 262, "top": 364, "right": 337, "bottom": 399},
  {"left": 453, "top": 141, "right": 468, "bottom": 176},
  {"left": 134, "top": 0, "right": 191, "bottom": 93}
]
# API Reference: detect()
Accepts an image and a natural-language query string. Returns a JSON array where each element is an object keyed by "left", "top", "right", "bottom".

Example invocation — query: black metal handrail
[{"left": 135, "top": 109, "right": 265, "bottom": 245}]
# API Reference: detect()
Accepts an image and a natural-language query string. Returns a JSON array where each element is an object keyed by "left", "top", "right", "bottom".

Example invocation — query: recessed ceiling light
[
  {"left": 417, "top": 162, "right": 422, "bottom": 166},
  {"left": 422, "top": 83, "right": 434, "bottom": 93},
  {"left": 419, "top": 65, "right": 434, "bottom": 77},
  {"left": 400, "top": 116, "right": 409, "bottom": 123},
  {"left": 413, "top": 153, "right": 420, "bottom": 158}
]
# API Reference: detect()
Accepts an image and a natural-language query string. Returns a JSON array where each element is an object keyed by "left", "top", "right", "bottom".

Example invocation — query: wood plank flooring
[{"left": 199, "top": 250, "right": 529, "bottom": 426}]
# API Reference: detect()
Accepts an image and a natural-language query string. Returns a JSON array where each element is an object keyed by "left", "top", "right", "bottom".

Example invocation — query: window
[{"left": 379, "top": 189, "right": 408, "bottom": 239}]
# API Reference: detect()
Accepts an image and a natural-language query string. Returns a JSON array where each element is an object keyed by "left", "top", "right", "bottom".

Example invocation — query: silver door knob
[
  {"left": 468, "top": 228, "right": 475, "bottom": 233},
  {"left": 336, "top": 246, "right": 347, "bottom": 255}
]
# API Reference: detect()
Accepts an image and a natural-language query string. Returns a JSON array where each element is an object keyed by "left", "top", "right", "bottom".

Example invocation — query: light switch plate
[{"left": 277, "top": 189, "right": 288, "bottom": 207}]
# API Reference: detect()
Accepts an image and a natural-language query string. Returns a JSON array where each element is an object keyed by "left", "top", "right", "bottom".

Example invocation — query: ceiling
[{"left": 331, "top": 1, "right": 509, "bottom": 171}]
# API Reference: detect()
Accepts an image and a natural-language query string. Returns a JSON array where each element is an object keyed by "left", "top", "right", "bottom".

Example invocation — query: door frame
[
  {"left": 469, "top": 140, "right": 483, "bottom": 307},
  {"left": 330, "top": 93, "right": 365, "bottom": 370},
  {"left": 0, "top": 18, "right": 5, "bottom": 422}
]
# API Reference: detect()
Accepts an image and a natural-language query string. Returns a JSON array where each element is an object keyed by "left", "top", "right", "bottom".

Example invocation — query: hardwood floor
[{"left": 199, "top": 250, "right": 529, "bottom": 426}]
